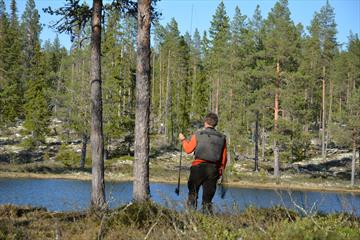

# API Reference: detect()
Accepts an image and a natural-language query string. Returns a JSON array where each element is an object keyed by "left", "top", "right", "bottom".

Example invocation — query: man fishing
[{"left": 178, "top": 112, "right": 227, "bottom": 213}]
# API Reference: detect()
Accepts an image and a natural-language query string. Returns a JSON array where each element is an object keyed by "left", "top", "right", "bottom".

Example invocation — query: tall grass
[{"left": 0, "top": 203, "right": 359, "bottom": 240}]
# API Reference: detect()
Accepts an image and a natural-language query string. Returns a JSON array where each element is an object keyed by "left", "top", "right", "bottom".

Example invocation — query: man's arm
[
  {"left": 219, "top": 140, "right": 227, "bottom": 176},
  {"left": 179, "top": 134, "right": 197, "bottom": 154}
]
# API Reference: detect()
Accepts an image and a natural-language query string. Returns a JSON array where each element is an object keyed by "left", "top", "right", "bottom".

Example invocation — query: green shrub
[{"left": 55, "top": 145, "right": 80, "bottom": 167}]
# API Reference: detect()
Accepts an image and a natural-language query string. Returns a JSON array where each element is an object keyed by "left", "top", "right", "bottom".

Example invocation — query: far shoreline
[{"left": 1, "top": 171, "right": 359, "bottom": 195}]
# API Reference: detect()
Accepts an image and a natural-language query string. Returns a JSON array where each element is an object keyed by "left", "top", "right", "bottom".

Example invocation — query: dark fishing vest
[{"left": 194, "top": 128, "right": 226, "bottom": 162}]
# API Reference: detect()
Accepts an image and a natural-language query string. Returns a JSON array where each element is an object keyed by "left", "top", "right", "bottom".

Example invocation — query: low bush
[{"left": 0, "top": 203, "right": 359, "bottom": 240}]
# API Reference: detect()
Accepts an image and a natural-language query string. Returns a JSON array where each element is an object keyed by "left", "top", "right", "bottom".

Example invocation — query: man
[{"left": 178, "top": 112, "right": 227, "bottom": 213}]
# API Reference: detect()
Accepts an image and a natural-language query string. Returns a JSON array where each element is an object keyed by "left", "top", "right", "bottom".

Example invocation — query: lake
[{"left": 0, "top": 178, "right": 359, "bottom": 216}]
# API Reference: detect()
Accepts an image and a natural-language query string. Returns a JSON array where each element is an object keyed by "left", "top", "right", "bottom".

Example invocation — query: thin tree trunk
[
  {"left": 215, "top": 76, "right": 219, "bottom": 114},
  {"left": 351, "top": 131, "right": 356, "bottom": 187},
  {"left": 322, "top": 66, "right": 326, "bottom": 161},
  {"left": 133, "top": 0, "right": 151, "bottom": 202},
  {"left": 151, "top": 52, "right": 155, "bottom": 107},
  {"left": 326, "top": 79, "right": 333, "bottom": 153},
  {"left": 274, "top": 61, "right": 280, "bottom": 181},
  {"left": 227, "top": 135, "right": 231, "bottom": 167},
  {"left": 90, "top": 0, "right": 105, "bottom": 209},
  {"left": 254, "top": 111, "right": 259, "bottom": 171},
  {"left": 211, "top": 77, "right": 215, "bottom": 112},
  {"left": 328, "top": 80, "right": 333, "bottom": 124},
  {"left": 346, "top": 72, "right": 350, "bottom": 105},
  {"left": 229, "top": 88, "right": 233, "bottom": 119},
  {"left": 158, "top": 49, "right": 162, "bottom": 122},
  {"left": 193, "top": 65, "right": 197, "bottom": 109},
  {"left": 351, "top": 130, "right": 356, "bottom": 187},
  {"left": 165, "top": 50, "right": 171, "bottom": 140},
  {"left": 339, "top": 96, "right": 342, "bottom": 115},
  {"left": 262, "top": 127, "right": 266, "bottom": 162},
  {"left": 80, "top": 133, "right": 88, "bottom": 169}
]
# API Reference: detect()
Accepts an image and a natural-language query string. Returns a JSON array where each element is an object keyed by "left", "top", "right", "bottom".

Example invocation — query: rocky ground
[{"left": 0, "top": 120, "right": 359, "bottom": 192}]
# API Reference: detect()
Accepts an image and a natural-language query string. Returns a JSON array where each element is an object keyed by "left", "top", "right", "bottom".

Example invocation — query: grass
[{"left": 0, "top": 203, "right": 359, "bottom": 240}]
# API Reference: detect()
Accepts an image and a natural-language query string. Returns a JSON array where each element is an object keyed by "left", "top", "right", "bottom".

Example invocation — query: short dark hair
[{"left": 204, "top": 112, "right": 218, "bottom": 127}]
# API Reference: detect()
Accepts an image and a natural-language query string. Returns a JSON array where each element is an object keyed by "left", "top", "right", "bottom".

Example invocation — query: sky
[{"left": 5, "top": 0, "right": 360, "bottom": 50}]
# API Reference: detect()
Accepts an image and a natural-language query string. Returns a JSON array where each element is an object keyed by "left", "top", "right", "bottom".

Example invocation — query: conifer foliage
[{"left": 0, "top": 0, "right": 358, "bottom": 188}]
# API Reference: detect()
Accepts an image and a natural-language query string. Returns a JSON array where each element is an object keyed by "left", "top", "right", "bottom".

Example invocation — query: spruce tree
[
  {"left": 21, "top": 0, "right": 42, "bottom": 71},
  {"left": 190, "top": 28, "right": 208, "bottom": 121},
  {"left": 0, "top": 0, "right": 9, "bottom": 125},
  {"left": 20, "top": 0, "right": 51, "bottom": 145},
  {"left": 207, "top": 1, "right": 230, "bottom": 133},
  {"left": 0, "top": 0, "right": 23, "bottom": 126},
  {"left": 23, "top": 44, "right": 51, "bottom": 145}
]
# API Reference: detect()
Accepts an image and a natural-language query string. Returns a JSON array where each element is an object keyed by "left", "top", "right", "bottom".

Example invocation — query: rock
[
  {"left": 45, "top": 137, "right": 61, "bottom": 145},
  {"left": 39, "top": 145, "right": 47, "bottom": 150}
]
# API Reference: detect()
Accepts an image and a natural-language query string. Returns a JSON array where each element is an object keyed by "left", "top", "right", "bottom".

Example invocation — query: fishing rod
[{"left": 175, "top": 142, "right": 182, "bottom": 196}]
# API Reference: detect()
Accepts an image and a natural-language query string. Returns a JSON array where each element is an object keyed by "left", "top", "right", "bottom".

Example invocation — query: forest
[
  {"left": 0, "top": 0, "right": 360, "bottom": 238},
  {"left": 1, "top": 0, "right": 359, "bottom": 181}
]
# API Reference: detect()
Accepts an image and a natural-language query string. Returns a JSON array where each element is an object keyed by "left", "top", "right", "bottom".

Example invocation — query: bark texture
[
  {"left": 90, "top": 0, "right": 105, "bottom": 209},
  {"left": 80, "top": 134, "right": 88, "bottom": 169},
  {"left": 254, "top": 111, "right": 259, "bottom": 172},
  {"left": 133, "top": 0, "right": 152, "bottom": 202},
  {"left": 273, "top": 62, "right": 280, "bottom": 180},
  {"left": 322, "top": 66, "right": 326, "bottom": 161}
]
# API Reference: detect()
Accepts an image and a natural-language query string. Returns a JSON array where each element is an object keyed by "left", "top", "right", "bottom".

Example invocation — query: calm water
[{"left": 0, "top": 178, "right": 359, "bottom": 215}]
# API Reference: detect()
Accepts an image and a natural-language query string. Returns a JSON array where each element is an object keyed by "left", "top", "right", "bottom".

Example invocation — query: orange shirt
[{"left": 181, "top": 134, "right": 227, "bottom": 172}]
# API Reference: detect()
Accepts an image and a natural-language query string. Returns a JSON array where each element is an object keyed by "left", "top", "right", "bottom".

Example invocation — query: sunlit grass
[{"left": 0, "top": 203, "right": 359, "bottom": 240}]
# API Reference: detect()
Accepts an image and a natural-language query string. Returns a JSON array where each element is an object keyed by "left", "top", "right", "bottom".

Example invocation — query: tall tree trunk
[
  {"left": 165, "top": 50, "right": 171, "bottom": 141},
  {"left": 262, "top": 127, "right": 266, "bottom": 162},
  {"left": 227, "top": 135, "right": 231, "bottom": 166},
  {"left": 211, "top": 77, "right": 215, "bottom": 113},
  {"left": 215, "top": 75, "right": 219, "bottom": 114},
  {"left": 346, "top": 72, "right": 350, "bottom": 105},
  {"left": 151, "top": 52, "right": 155, "bottom": 107},
  {"left": 326, "top": 79, "right": 333, "bottom": 153},
  {"left": 133, "top": 0, "right": 151, "bottom": 202},
  {"left": 328, "top": 80, "right": 333, "bottom": 124},
  {"left": 90, "top": 0, "right": 105, "bottom": 209},
  {"left": 254, "top": 111, "right": 259, "bottom": 171},
  {"left": 80, "top": 133, "right": 88, "bottom": 169},
  {"left": 351, "top": 131, "right": 356, "bottom": 187},
  {"left": 322, "top": 66, "right": 326, "bottom": 161},
  {"left": 158, "top": 49, "right": 162, "bottom": 122},
  {"left": 339, "top": 96, "right": 342, "bottom": 115},
  {"left": 274, "top": 61, "right": 280, "bottom": 181}
]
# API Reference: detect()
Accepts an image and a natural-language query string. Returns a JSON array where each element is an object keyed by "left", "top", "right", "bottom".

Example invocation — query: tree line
[
  {"left": 150, "top": 1, "right": 359, "bottom": 184},
  {"left": 0, "top": 0, "right": 359, "bottom": 209}
]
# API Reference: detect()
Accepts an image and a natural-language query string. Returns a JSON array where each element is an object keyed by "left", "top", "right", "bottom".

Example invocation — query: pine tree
[
  {"left": 264, "top": 0, "right": 300, "bottom": 180},
  {"left": 133, "top": 0, "right": 152, "bottom": 202}
]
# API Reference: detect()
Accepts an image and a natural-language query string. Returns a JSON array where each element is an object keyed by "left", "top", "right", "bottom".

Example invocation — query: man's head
[{"left": 204, "top": 112, "right": 218, "bottom": 128}]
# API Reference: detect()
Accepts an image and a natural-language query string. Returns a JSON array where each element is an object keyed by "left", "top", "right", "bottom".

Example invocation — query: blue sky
[{"left": 5, "top": 0, "right": 360, "bottom": 50}]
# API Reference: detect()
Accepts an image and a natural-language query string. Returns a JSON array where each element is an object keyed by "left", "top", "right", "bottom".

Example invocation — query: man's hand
[
  {"left": 178, "top": 133, "right": 186, "bottom": 141},
  {"left": 218, "top": 167, "right": 223, "bottom": 177}
]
